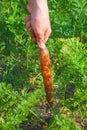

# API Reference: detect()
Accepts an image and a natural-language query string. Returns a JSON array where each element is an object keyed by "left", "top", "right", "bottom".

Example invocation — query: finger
[
  {"left": 44, "top": 29, "right": 51, "bottom": 43},
  {"left": 29, "top": 27, "right": 35, "bottom": 37},
  {"left": 28, "top": 28, "right": 36, "bottom": 43},
  {"left": 25, "top": 15, "right": 31, "bottom": 23},
  {"left": 27, "top": 5, "right": 31, "bottom": 13},
  {"left": 36, "top": 33, "right": 44, "bottom": 47},
  {"left": 26, "top": 21, "right": 31, "bottom": 30},
  {"left": 32, "top": 37, "right": 36, "bottom": 43}
]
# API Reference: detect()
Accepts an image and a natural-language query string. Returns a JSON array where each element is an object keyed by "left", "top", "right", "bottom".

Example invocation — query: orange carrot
[{"left": 39, "top": 44, "right": 53, "bottom": 106}]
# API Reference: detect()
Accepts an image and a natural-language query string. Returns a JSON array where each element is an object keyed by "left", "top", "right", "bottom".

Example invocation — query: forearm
[
  {"left": 28, "top": 0, "right": 48, "bottom": 6},
  {"left": 28, "top": 0, "right": 48, "bottom": 13}
]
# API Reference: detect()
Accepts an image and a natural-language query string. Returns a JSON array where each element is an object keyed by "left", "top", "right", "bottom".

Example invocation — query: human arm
[{"left": 25, "top": 0, "right": 51, "bottom": 47}]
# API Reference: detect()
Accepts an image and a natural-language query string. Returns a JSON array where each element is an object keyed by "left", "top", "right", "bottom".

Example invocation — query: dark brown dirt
[
  {"left": 20, "top": 97, "right": 87, "bottom": 130},
  {"left": 20, "top": 99, "right": 60, "bottom": 130},
  {"left": 21, "top": 123, "right": 42, "bottom": 130},
  {"left": 82, "top": 118, "right": 87, "bottom": 130}
]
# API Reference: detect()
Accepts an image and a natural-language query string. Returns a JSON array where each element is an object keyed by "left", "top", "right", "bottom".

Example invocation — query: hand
[{"left": 25, "top": 0, "right": 51, "bottom": 47}]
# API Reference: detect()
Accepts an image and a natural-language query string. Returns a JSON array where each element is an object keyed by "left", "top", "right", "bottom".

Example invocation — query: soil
[
  {"left": 21, "top": 104, "right": 87, "bottom": 130},
  {"left": 20, "top": 100, "right": 59, "bottom": 130},
  {"left": 21, "top": 85, "right": 87, "bottom": 130},
  {"left": 82, "top": 119, "right": 87, "bottom": 130}
]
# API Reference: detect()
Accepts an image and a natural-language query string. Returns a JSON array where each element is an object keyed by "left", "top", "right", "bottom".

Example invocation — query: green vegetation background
[{"left": 0, "top": 0, "right": 87, "bottom": 130}]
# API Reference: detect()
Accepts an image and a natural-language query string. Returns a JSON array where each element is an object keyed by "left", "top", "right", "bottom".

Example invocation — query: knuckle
[{"left": 36, "top": 31, "right": 43, "bottom": 38}]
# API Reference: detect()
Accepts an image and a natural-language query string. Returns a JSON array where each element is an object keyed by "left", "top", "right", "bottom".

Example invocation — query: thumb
[{"left": 36, "top": 34, "right": 44, "bottom": 48}]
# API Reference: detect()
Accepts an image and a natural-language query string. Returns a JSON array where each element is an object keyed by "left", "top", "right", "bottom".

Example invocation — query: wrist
[{"left": 28, "top": 0, "right": 48, "bottom": 12}]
